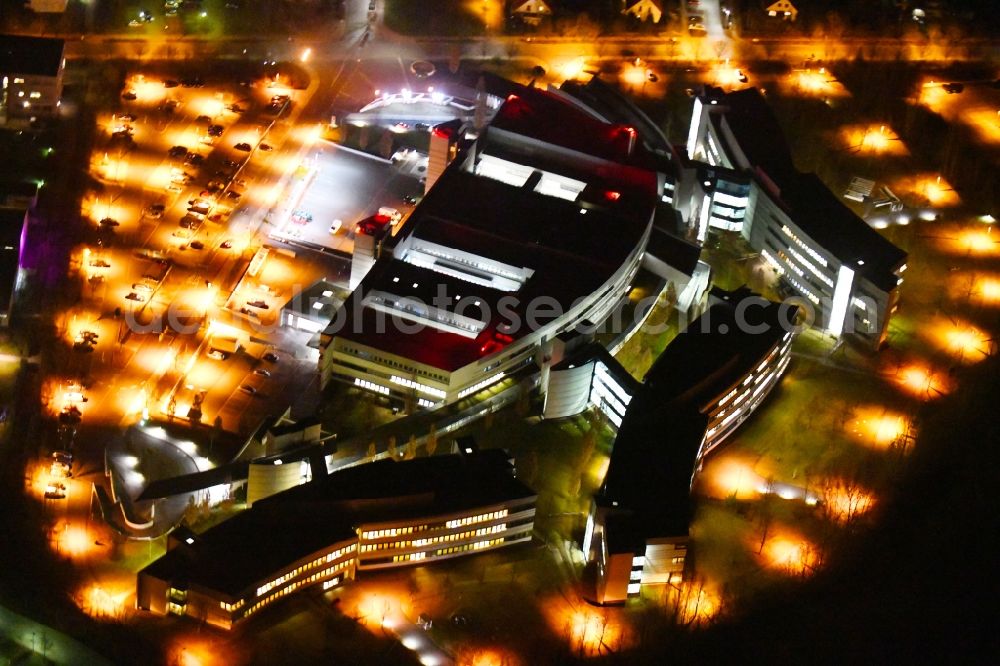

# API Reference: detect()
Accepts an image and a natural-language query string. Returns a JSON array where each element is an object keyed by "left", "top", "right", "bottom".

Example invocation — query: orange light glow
[
  {"left": 787, "top": 68, "right": 847, "bottom": 98},
  {"left": 541, "top": 597, "right": 633, "bottom": 656},
  {"left": 929, "top": 319, "right": 994, "bottom": 363},
  {"left": 918, "top": 80, "right": 949, "bottom": 111},
  {"left": 958, "top": 230, "right": 1000, "bottom": 255},
  {"left": 839, "top": 124, "right": 908, "bottom": 156},
  {"left": 759, "top": 531, "right": 820, "bottom": 575},
  {"left": 558, "top": 58, "right": 588, "bottom": 81},
  {"left": 821, "top": 480, "right": 876, "bottom": 523},
  {"left": 622, "top": 65, "right": 647, "bottom": 87},
  {"left": 169, "top": 637, "right": 223, "bottom": 666},
  {"left": 714, "top": 64, "right": 746, "bottom": 88},
  {"left": 978, "top": 277, "right": 1000, "bottom": 304},
  {"left": 662, "top": 581, "right": 722, "bottom": 625},
  {"left": 51, "top": 520, "right": 99, "bottom": 559},
  {"left": 896, "top": 363, "right": 951, "bottom": 399},
  {"left": 76, "top": 583, "right": 131, "bottom": 620},
  {"left": 698, "top": 456, "right": 767, "bottom": 499},
  {"left": 846, "top": 406, "right": 911, "bottom": 449},
  {"left": 890, "top": 173, "right": 960, "bottom": 207},
  {"left": 463, "top": 648, "right": 522, "bottom": 666}
]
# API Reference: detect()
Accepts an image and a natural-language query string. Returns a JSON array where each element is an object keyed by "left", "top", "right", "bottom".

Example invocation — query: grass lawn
[
  {"left": 458, "top": 409, "right": 614, "bottom": 542},
  {"left": 385, "top": 0, "right": 488, "bottom": 36}
]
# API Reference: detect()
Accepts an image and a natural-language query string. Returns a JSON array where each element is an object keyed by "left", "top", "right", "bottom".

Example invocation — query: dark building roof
[
  {"left": 489, "top": 85, "right": 659, "bottom": 169},
  {"left": 559, "top": 76, "right": 673, "bottom": 156},
  {"left": 0, "top": 34, "right": 64, "bottom": 77},
  {"left": 599, "top": 288, "right": 793, "bottom": 545},
  {"left": 281, "top": 279, "right": 340, "bottom": 322},
  {"left": 645, "top": 224, "right": 701, "bottom": 277},
  {"left": 334, "top": 159, "right": 655, "bottom": 371},
  {"left": 782, "top": 174, "right": 907, "bottom": 292},
  {"left": 140, "top": 451, "right": 535, "bottom": 597},
  {"left": 704, "top": 86, "right": 797, "bottom": 187}
]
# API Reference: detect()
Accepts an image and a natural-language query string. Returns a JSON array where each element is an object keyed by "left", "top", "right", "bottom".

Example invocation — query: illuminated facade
[
  {"left": 0, "top": 35, "right": 65, "bottom": 123},
  {"left": 319, "top": 83, "right": 681, "bottom": 406},
  {"left": 137, "top": 451, "right": 536, "bottom": 629},
  {"left": 581, "top": 288, "right": 797, "bottom": 604},
  {"left": 686, "top": 87, "right": 907, "bottom": 347}
]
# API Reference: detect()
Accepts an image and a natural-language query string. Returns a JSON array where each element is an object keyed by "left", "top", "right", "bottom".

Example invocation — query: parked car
[
  {"left": 253, "top": 368, "right": 271, "bottom": 377},
  {"left": 239, "top": 384, "right": 257, "bottom": 395},
  {"left": 144, "top": 204, "right": 165, "bottom": 218},
  {"left": 234, "top": 142, "right": 252, "bottom": 152},
  {"left": 169, "top": 145, "right": 188, "bottom": 158},
  {"left": 262, "top": 352, "right": 279, "bottom": 363}
]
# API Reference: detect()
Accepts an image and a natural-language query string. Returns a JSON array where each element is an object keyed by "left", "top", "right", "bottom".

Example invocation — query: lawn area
[
  {"left": 459, "top": 409, "right": 614, "bottom": 543},
  {"left": 385, "top": 0, "right": 488, "bottom": 36}
]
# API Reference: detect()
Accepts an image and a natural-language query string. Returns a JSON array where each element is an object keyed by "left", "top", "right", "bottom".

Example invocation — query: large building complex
[
  {"left": 685, "top": 86, "right": 907, "bottom": 347},
  {"left": 0, "top": 34, "right": 65, "bottom": 124},
  {"left": 319, "top": 82, "right": 703, "bottom": 406},
  {"left": 137, "top": 450, "right": 536, "bottom": 629}
]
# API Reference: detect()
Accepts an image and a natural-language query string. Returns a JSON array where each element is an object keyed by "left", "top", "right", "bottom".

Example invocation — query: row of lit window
[
  {"left": 780, "top": 224, "right": 828, "bottom": 268},
  {"left": 446, "top": 509, "right": 507, "bottom": 529},
  {"left": 392, "top": 551, "right": 426, "bottom": 563},
  {"left": 458, "top": 373, "right": 506, "bottom": 398},
  {"left": 764, "top": 246, "right": 822, "bottom": 305},
  {"left": 436, "top": 537, "right": 504, "bottom": 556},
  {"left": 361, "top": 523, "right": 508, "bottom": 553},
  {"left": 246, "top": 565, "right": 347, "bottom": 617},
  {"left": 220, "top": 599, "right": 244, "bottom": 612},
  {"left": 389, "top": 375, "right": 446, "bottom": 398},
  {"left": 785, "top": 245, "right": 834, "bottom": 289},
  {"left": 412, "top": 523, "right": 507, "bottom": 547},
  {"left": 354, "top": 377, "right": 389, "bottom": 396},
  {"left": 256, "top": 547, "right": 352, "bottom": 597},
  {"left": 362, "top": 527, "right": 410, "bottom": 539}
]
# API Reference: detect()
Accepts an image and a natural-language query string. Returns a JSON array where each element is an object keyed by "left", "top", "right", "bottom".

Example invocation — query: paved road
[{"left": 55, "top": 31, "right": 999, "bottom": 64}]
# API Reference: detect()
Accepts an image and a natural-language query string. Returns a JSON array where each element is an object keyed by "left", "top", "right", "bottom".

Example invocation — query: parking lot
[{"left": 269, "top": 142, "right": 422, "bottom": 253}]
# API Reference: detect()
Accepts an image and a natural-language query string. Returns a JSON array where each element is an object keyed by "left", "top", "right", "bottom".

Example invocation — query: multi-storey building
[
  {"left": 686, "top": 86, "right": 907, "bottom": 347},
  {"left": 136, "top": 450, "right": 536, "bottom": 629},
  {"left": 319, "top": 83, "right": 693, "bottom": 406},
  {"left": 577, "top": 288, "right": 797, "bottom": 604},
  {"left": 0, "top": 34, "right": 65, "bottom": 124}
]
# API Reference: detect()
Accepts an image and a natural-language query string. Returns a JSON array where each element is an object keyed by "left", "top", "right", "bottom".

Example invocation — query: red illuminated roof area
[
  {"left": 355, "top": 214, "right": 392, "bottom": 238},
  {"left": 490, "top": 86, "right": 654, "bottom": 167}
]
